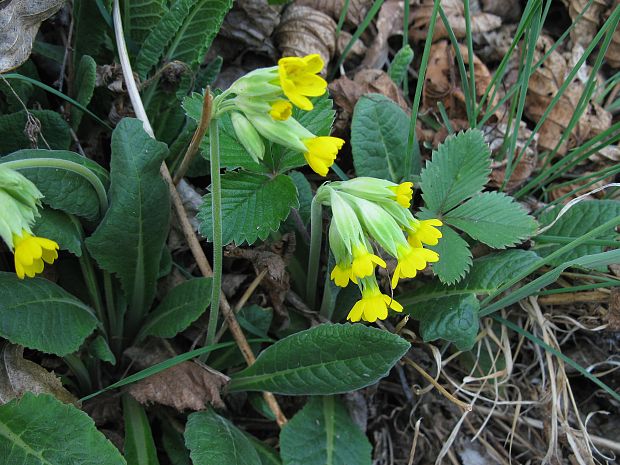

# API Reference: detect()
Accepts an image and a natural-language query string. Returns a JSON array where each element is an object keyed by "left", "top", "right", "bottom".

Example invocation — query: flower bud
[
  {"left": 230, "top": 112, "right": 265, "bottom": 163},
  {"left": 0, "top": 165, "right": 42, "bottom": 249}
]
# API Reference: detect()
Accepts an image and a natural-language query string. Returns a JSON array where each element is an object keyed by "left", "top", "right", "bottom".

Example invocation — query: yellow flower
[
  {"left": 303, "top": 136, "right": 345, "bottom": 177},
  {"left": 407, "top": 219, "right": 443, "bottom": 247},
  {"left": 388, "top": 182, "right": 413, "bottom": 208},
  {"left": 391, "top": 244, "right": 439, "bottom": 289},
  {"left": 12, "top": 230, "right": 59, "bottom": 279},
  {"left": 269, "top": 100, "right": 292, "bottom": 121},
  {"left": 347, "top": 279, "right": 403, "bottom": 322},
  {"left": 278, "top": 54, "right": 327, "bottom": 111},
  {"left": 350, "top": 244, "right": 386, "bottom": 283},
  {"left": 330, "top": 263, "right": 352, "bottom": 287}
]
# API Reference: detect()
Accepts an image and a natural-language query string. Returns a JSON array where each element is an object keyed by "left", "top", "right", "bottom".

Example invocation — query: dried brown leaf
[
  {"left": 480, "top": 0, "right": 522, "bottom": 21},
  {"left": 219, "top": 0, "right": 280, "bottom": 55},
  {"left": 606, "top": 288, "right": 620, "bottom": 331},
  {"left": 525, "top": 36, "right": 612, "bottom": 155},
  {"left": 295, "top": 0, "right": 372, "bottom": 27},
  {"left": 410, "top": 0, "right": 501, "bottom": 42},
  {"left": 0, "top": 343, "right": 77, "bottom": 405},
  {"left": 562, "top": 0, "right": 612, "bottom": 47},
  {"left": 547, "top": 173, "right": 613, "bottom": 203},
  {"left": 605, "top": 0, "right": 620, "bottom": 68},
  {"left": 275, "top": 5, "right": 336, "bottom": 73},
  {"left": 125, "top": 341, "right": 228, "bottom": 411},
  {"left": 361, "top": 0, "right": 403, "bottom": 69},
  {"left": 0, "top": 0, "right": 65, "bottom": 72}
]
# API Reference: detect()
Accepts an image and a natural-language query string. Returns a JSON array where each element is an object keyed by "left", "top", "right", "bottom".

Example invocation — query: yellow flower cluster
[
  {"left": 213, "top": 54, "right": 344, "bottom": 177},
  {"left": 0, "top": 165, "right": 59, "bottom": 279},
  {"left": 318, "top": 177, "right": 442, "bottom": 323}
]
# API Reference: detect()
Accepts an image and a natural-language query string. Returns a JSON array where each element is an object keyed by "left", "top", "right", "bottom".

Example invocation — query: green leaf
[
  {"left": 413, "top": 294, "right": 480, "bottom": 351},
  {"left": 86, "top": 119, "right": 170, "bottom": 318},
  {"left": 0, "top": 393, "right": 126, "bottom": 464},
  {"left": 123, "top": 394, "right": 160, "bottom": 465},
  {"left": 427, "top": 224, "right": 472, "bottom": 285},
  {"left": 72, "top": 0, "right": 113, "bottom": 64},
  {"left": 122, "top": 0, "right": 168, "bottom": 44},
  {"left": 89, "top": 335, "right": 117, "bottom": 365},
  {"left": 1, "top": 149, "right": 110, "bottom": 220},
  {"left": 0, "top": 273, "right": 98, "bottom": 356},
  {"left": 280, "top": 396, "right": 372, "bottom": 465},
  {"left": 400, "top": 249, "right": 540, "bottom": 306},
  {"left": 228, "top": 323, "right": 410, "bottom": 395},
  {"left": 420, "top": 129, "right": 491, "bottom": 213},
  {"left": 198, "top": 171, "right": 299, "bottom": 245},
  {"left": 536, "top": 200, "right": 620, "bottom": 266},
  {"left": 445, "top": 192, "right": 538, "bottom": 248},
  {"left": 275, "top": 94, "right": 337, "bottom": 174},
  {"left": 0, "top": 110, "right": 71, "bottom": 154},
  {"left": 287, "top": 171, "right": 312, "bottom": 225},
  {"left": 138, "top": 278, "right": 212, "bottom": 340},
  {"left": 32, "top": 208, "right": 83, "bottom": 256},
  {"left": 388, "top": 45, "right": 414, "bottom": 86},
  {"left": 246, "top": 435, "right": 282, "bottom": 465},
  {"left": 185, "top": 409, "right": 261, "bottom": 465},
  {"left": 162, "top": 422, "right": 191, "bottom": 465},
  {"left": 351, "top": 94, "right": 410, "bottom": 182},
  {"left": 72, "top": 55, "right": 97, "bottom": 131}
]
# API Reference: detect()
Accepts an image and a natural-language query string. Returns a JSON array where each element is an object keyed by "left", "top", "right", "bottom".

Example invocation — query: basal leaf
[
  {"left": 71, "top": 55, "right": 97, "bottom": 131},
  {"left": 445, "top": 192, "right": 538, "bottom": 248},
  {"left": 280, "top": 396, "right": 371, "bottom": 465},
  {"left": 123, "top": 394, "right": 160, "bottom": 465},
  {"left": 0, "top": 273, "right": 97, "bottom": 357},
  {"left": 0, "top": 393, "right": 125, "bottom": 465},
  {"left": 1, "top": 149, "right": 110, "bottom": 220},
  {"left": 0, "top": 110, "right": 71, "bottom": 154},
  {"left": 198, "top": 171, "right": 298, "bottom": 246},
  {"left": 247, "top": 434, "right": 282, "bottom": 465},
  {"left": 420, "top": 129, "right": 491, "bottom": 213},
  {"left": 399, "top": 249, "right": 540, "bottom": 306},
  {"left": 72, "top": 0, "right": 113, "bottom": 64},
  {"left": 86, "top": 119, "right": 170, "bottom": 321},
  {"left": 228, "top": 323, "right": 410, "bottom": 395},
  {"left": 122, "top": 0, "right": 167, "bottom": 44},
  {"left": 427, "top": 224, "right": 472, "bottom": 285},
  {"left": 32, "top": 208, "right": 83, "bottom": 256},
  {"left": 89, "top": 335, "right": 117, "bottom": 365},
  {"left": 412, "top": 294, "right": 480, "bottom": 351},
  {"left": 351, "top": 94, "right": 409, "bottom": 182},
  {"left": 138, "top": 277, "right": 212, "bottom": 340},
  {"left": 536, "top": 200, "right": 620, "bottom": 266},
  {"left": 185, "top": 409, "right": 261, "bottom": 465}
]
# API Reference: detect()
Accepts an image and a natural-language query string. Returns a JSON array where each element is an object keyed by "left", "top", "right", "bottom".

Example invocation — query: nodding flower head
[
  {"left": 277, "top": 54, "right": 327, "bottom": 111},
  {"left": 347, "top": 276, "right": 403, "bottom": 323},
  {"left": 12, "top": 230, "right": 59, "bottom": 279}
]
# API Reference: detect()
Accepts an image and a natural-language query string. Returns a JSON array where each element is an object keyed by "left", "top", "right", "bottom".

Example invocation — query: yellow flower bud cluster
[
  {"left": 0, "top": 165, "right": 59, "bottom": 279},
  {"left": 317, "top": 178, "right": 443, "bottom": 322},
  {"left": 212, "top": 54, "right": 345, "bottom": 176}
]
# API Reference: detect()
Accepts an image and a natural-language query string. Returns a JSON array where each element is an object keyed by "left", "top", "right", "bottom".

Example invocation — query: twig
[
  {"left": 173, "top": 91, "right": 212, "bottom": 185},
  {"left": 112, "top": 0, "right": 287, "bottom": 427}
]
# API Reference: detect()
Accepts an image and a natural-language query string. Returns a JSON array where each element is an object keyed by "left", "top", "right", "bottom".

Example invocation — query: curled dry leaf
[
  {"left": 219, "top": 0, "right": 280, "bottom": 56},
  {"left": 525, "top": 35, "right": 612, "bottom": 155},
  {"left": 0, "top": 343, "right": 77, "bottom": 405},
  {"left": 274, "top": 5, "right": 336, "bottom": 74},
  {"left": 361, "top": 0, "right": 403, "bottom": 69},
  {"left": 410, "top": 0, "right": 501, "bottom": 42},
  {"left": 588, "top": 145, "right": 620, "bottom": 164},
  {"left": 485, "top": 122, "right": 539, "bottom": 192},
  {"left": 475, "top": 24, "right": 517, "bottom": 62},
  {"left": 422, "top": 40, "right": 498, "bottom": 122},
  {"left": 329, "top": 68, "right": 409, "bottom": 133},
  {"left": 0, "top": 0, "right": 65, "bottom": 72},
  {"left": 605, "top": 0, "right": 620, "bottom": 68},
  {"left": 547, "top": 173, "right": 614, "bottom": 203},
  {"left": 125, "top": 341, "right": 228, "bottom": 411},
  {"left": 562, "top": 0, "right": 611, "bottom": 47},
  {"left": 428, "top": 119, "right": 471, "bottom": 147},
  {"left": 295, "top": 0, "right": 372, "bottom": 27}
]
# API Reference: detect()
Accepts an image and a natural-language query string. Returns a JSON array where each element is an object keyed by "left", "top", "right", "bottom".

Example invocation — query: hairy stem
[{"left": 306, "top": 197, "right": 323, "bottom": 310}]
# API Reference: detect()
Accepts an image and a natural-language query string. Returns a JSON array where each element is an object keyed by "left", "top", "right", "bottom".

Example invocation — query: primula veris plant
[
  {"left": 313, "top": 177, "right": 442, "bottom": 322},
  {"left": 0, "top": 165, "right": 59, "bottom": 278},
  {"left": 210, "top": 53, "right": 345, "bottom": 176}
]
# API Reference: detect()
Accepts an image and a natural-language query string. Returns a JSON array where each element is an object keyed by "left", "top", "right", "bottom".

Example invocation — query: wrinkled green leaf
[
  {"left": 0, "top": 393, "right": 125, "bottom": 464},
  {"left": 420, "top": 129, "right": 491, "bottom": 213},
  {"left": 32, "top": 208, "right": 82, "bottom": 256},
  {"left": 427, "top": 223, "right": 472, "bottom": 285},
  {"left": 445, "top": 192, "right": 538, "bottom": 248},
  {"left": 0, "top": 110, "right": 71, "bottom": 154},
  {"left": 89, "top": 335, "right": 116, "bottom": 365},
  {"left": 228, "top": 323, "right": 410, "bottom": 395},
  {"left": 280, "top": 396, "right": 371, "bottom": 465},
  {"left": 123, "top": 0, "right": 167, "bottom": 44},
  {"left": 351, "top": 94, "right": 410, "bottom": 182},
  {"left": 0, "top": 273, "right": 97, "bottom": 356},
  {"left": 138, "top": 277, "right": 212, "bottom": 340},
  {"left": 86, "top": 119, "right": 170, "bottom": 319},
  {"left": 123, "top": 394, "right": 160, "bottom": 465},
  {"left": 71, "top": 55, "right": 97, "bottom": 131},
  {"left": 185, "top": 409, "right": 261, "bottom": 465},
  {"left": 198, "top": 171, "right": 298, "bottom": 245}
]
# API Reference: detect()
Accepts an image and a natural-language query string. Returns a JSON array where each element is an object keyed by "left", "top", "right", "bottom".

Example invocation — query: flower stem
[
  {"left": 306, "top": 196, "right": 323, "bottom": 310},
  {"left": 205, "top": 118, "right": 222, "bottom": 350},
  {"left": 1, "top": 158, "right": 108, "bottom": 216}
]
